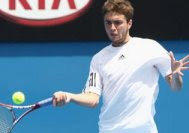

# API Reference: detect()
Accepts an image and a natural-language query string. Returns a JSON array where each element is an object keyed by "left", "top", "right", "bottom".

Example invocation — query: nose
[{"left": 110, "top": 23, "right": 116, "bottom": 31}]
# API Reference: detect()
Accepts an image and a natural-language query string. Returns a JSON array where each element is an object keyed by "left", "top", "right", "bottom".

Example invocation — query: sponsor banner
[{"left": 0, "top": 0, "right": 93, "bottom": 27}]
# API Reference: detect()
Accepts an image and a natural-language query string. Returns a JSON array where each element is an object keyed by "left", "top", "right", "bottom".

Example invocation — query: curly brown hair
[{"left": 102, "top": 0, "right": 134, "bottom": 21}]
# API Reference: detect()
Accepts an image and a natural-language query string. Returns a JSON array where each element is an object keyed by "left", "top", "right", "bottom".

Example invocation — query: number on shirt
[{"left": 89, "top": 72, "right": 96, "bottom": 87}]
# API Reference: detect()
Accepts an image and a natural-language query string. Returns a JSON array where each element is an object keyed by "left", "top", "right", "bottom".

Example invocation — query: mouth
[{"left": 110, "top": 33, "right": 118, "bottom": 37}]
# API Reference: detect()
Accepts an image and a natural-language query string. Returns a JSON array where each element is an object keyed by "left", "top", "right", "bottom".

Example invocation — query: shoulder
[
  {"left": 131, "top": 37, "right": 169, "bottom": 60},
  {"left": 132, "top": 37, "right": 160, "bottom": 46},
  {"left": 91, "top": 44, "right": 112, "bottom": 63},
  {"left": 88, "top": 44, "right": 112, "bottom": 70},
  {"left": 132, "top": 37, "right": 165, "bottom": 50}
]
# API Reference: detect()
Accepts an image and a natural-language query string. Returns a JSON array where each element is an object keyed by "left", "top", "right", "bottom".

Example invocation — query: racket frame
[{"left": 0, "top": 97, "right": 52, "bottom": 132}]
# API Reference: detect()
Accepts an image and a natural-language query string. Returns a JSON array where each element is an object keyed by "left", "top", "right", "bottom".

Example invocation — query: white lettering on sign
[{"left": 0, "top": 0, "right": 93, "bottom": 26}]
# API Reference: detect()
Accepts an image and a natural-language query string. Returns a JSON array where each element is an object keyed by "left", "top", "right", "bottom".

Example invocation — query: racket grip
[{"left": 38, "top": 97, "right": 53, "bottom": 107}]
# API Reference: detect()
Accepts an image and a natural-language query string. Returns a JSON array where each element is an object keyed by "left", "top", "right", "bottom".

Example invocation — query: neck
[{"left": 112, "top": 35, "right": 131, "bottom": 47}]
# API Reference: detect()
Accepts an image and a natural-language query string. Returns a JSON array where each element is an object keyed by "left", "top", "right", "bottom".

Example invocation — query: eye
[
  {"left": 104, "top": 20, "right": 123, "bottom": 26},
  {"left": 113, "top": 20, "right": 123, "bottom": 25},
  {"left": 105, "top": 20, "right": 112, "bottom": 25}
]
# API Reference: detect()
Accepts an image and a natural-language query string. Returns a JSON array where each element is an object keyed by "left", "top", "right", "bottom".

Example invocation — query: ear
[{"left": 127, "top": 19, "right": 133, "bottom": 29}]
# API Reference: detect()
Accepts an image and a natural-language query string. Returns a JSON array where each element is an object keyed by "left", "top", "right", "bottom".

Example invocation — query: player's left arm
[{"left": 166, "top": 51, "right": 189, "bottom": 91}]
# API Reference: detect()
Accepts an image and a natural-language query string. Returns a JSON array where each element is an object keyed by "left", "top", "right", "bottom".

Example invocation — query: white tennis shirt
[{"left": 83, "top": 37, "right": 172, "bottom": 133}]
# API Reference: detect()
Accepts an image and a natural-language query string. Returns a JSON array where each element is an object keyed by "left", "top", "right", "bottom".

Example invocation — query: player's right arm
[
  {"left": 53, "top": 54, "right": 102, "bottom": 108},
  {"left": 53, "top": 91, "right": 100, "bottom": 108}
]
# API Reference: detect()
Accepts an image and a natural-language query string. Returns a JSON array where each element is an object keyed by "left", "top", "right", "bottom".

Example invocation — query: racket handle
[{"left": 38, "top": 97, "right": 53, "bottom": 107}]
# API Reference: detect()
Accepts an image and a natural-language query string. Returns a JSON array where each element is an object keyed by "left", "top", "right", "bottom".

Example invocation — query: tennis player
[{"left": 53, "top": 0, "right": 189, "bottom": 133}]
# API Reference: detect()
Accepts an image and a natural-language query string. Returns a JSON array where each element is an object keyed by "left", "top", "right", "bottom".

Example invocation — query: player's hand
[
  {"left": 169, "top": 51, "right": 189, "bottom": 76},
  {"left": 53, "top": 91, "right": 70, "bottom": 107}
]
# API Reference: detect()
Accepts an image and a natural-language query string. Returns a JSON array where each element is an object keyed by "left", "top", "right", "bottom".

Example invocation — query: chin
[
  {"left": 112, "top": 42, "right": 122, "bottom": 47},
  {"left": 111, "top": 39, "right": 120, "bottom": 44},
  {"left": 112, "top": 40, "right": 125, "bottom": 47}
]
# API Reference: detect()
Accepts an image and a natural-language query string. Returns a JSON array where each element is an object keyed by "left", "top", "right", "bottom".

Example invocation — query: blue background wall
[{"left": 0, "top": 41, "right": 189, "bottom": 133}]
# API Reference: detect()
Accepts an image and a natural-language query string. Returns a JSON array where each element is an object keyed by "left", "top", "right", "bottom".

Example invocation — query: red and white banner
[{"left": 0, "top": 0, "right": 93, "bottom": 27}]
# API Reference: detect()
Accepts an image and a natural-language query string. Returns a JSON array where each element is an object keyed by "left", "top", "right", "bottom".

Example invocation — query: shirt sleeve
[
  {"left": 82, "top": 56, "right": 103, "bottom": 96},
  {"left": 153, "top": 41, "right": 172, "bottom": 78}
]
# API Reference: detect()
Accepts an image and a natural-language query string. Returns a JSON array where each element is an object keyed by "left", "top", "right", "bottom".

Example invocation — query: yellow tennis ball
[{"left": 12, "top": 91, "right": 25, "bottom": 105}]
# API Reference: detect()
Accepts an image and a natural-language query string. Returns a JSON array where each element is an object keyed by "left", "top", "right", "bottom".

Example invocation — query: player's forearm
[
  {"left": 67, "top": 92, "right": 100, "bottom": 108},
  {"left": 167, "top": 73, "right": 183, "bottom": 91}
]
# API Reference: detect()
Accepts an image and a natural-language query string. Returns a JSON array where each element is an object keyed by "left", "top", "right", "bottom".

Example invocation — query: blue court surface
[{"left": 0, "top": 41, "right": 189, "bottom": 133}]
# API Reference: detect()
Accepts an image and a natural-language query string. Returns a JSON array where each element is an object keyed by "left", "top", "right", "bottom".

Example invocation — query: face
[{"left": 104, "top": 12, "right": 132, "bottom": 47}]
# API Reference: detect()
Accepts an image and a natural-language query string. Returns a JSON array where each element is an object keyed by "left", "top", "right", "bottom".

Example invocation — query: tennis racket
[{"left": 0, "top": 97, "right": 53, "bottom": 133}]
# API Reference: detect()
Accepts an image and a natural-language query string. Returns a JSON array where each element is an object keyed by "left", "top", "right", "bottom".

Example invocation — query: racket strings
[{"left": 0, "top": 107, "right": 13, "bottom": 133}]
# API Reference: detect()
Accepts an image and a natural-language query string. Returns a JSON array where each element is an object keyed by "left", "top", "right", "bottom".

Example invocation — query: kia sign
[{"left": 0, "top": 0, "right": 93, "bottom": 27}]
